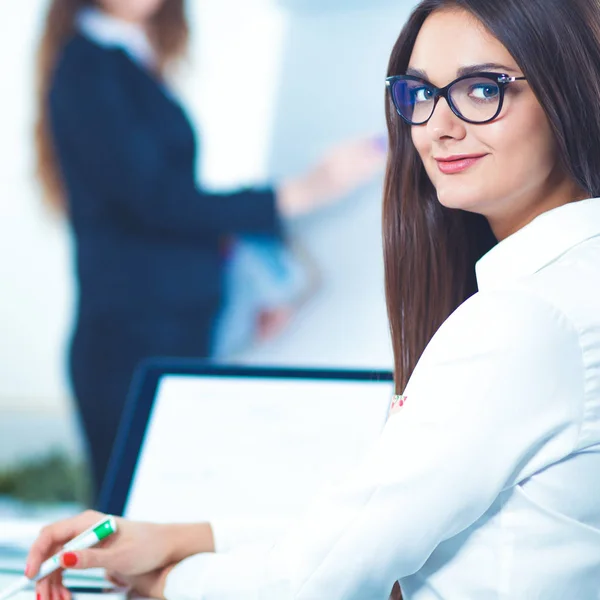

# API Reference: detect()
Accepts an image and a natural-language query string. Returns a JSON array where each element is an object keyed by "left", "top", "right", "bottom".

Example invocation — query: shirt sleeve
[
  {"left": 164, "top": 289, "right": 585, "bottom": 600},
  {"left": 210, "top": 517, "right": 292, "bottom": 553},
  {"left": 49, "top": 48, "right": 281, "bottom": 240}
]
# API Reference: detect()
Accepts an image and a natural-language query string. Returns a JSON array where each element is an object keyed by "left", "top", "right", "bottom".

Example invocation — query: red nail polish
[
  {"left": 37, "top": 593, "right": 41, "bottom": 600},
  {"left": 62, "top": 552, "right": 78, "bottom": 568}
]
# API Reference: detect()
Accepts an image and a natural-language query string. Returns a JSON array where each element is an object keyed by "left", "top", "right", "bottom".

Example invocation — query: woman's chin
[{"left": 435, "top": 187, "right": 483, "bottom": 212}]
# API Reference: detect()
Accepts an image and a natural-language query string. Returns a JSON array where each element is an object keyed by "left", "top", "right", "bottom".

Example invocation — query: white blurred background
[{"left": 0, "top": 0, "right": 414, "bottom": 482}]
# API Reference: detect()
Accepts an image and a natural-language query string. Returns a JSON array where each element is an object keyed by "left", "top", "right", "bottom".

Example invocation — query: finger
[
  {"left": 56, "top": 582, "right": 71, "bottom": 600},
  {"left": 51, "top": 583, "right": 64, "bottom": 600},
  {"left": 47, "top": 572, "right": 63, "bottom": 589},
  {"left": 27, "top": 511, "right": 103, "bottom": 577},
  {"left": 59, "top": 548, "right": 115, "bottom": 571},
  {"left": 38, "top": 570, "right": 62, "bottom": 600},
  {"left": 36, "top": 574, "right": 51, "bottom": 600}
]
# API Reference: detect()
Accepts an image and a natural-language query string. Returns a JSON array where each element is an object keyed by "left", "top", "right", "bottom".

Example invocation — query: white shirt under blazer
[{"left": 164, "top": 198, "right": 600, "bottom": 599}]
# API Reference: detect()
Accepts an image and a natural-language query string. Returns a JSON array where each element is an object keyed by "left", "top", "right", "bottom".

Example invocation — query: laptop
[{"left": 98, "top": 361, "right": 394, "bottom": 546}]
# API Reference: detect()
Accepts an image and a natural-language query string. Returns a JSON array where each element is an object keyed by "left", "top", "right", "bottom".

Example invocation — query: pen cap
[{"left": 93, "top": 517, "right": 117, "bottom": 541}]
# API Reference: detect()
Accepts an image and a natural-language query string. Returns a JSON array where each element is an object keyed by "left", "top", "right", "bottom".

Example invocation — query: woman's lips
[{"left": 435, "top": 155, "right": 486, "bottom": 174}]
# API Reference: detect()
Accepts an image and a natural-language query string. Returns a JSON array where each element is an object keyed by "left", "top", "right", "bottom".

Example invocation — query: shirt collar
[
  {"left": 476, "top": 197, "right": 600, "bottom": 291},
  {"left": 76, "top": 6, "right": 156, "bottom": 69}
]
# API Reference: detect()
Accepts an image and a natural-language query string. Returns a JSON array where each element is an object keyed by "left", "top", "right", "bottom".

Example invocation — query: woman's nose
[{"left": 426, "top": 96, "right": 466, "bottom": 141}]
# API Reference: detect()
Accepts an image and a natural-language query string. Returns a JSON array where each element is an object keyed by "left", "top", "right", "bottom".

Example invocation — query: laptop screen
[{"left": 123, "top": 372, "right": 393, "bottom": 528}]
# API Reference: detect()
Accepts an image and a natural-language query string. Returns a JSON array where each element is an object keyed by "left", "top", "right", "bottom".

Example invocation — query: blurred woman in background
[{"left": 34, "top": 0, "right": 384, "bottom": 498}]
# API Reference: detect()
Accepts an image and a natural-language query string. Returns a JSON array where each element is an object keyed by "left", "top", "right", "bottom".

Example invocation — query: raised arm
[
  {"left": 49, "top": 50, "right": 281, "bottom": 240},
  {"left": 49, "top": 45, "right": 385, "bottom": 241}
]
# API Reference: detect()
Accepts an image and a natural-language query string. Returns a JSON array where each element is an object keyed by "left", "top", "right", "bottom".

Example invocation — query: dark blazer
[{"left": 49, "top": 33, "right": 281, "bottom": 495}]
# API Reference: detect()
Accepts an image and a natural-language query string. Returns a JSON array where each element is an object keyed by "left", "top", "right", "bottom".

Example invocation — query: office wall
[{"left": 235, "top": 1, "right": 413, "bottom": 368}]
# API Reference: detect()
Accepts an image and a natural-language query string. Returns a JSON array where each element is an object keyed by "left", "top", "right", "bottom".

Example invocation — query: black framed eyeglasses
[{"left": 386, "top": 72, "right": 527, "bottom": 125}]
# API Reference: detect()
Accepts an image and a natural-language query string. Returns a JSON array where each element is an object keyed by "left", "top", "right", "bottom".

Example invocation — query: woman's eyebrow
[
  {"left": 405, "top": 66, "right": 427, "bottom": 78},
  {"left": 457, "top": 63, "right": 520, "bottom": 76},
  {"left": 404, "top": 63, "right": 519, "bottom": 79}
]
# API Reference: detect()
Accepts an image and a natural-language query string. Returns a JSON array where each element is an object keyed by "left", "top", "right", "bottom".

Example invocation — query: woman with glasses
[
  {"left": 26, "top": 0, "right": 600, "bottom": 598},
  {"left": 35, "top": 0, "right": 385, "bottom": 499}
]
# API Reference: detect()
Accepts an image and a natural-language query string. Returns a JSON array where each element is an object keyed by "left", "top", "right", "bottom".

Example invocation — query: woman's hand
[
  {"left": 25, "top": 510, "right": 215, "bottom": 600},
  {"left": 256, "top": 304, "right": 295, "bottom": 341},
  {"left": 277, "top": 135, "right": 386, "bottom": 218},
  {"left": 104, "top": 565, "right": 176, "bottom": 599}
]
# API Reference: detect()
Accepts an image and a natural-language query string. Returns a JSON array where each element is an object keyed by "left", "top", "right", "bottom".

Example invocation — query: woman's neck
[{"left": 486, "top": 177, "right": 588, "bottom": 242}]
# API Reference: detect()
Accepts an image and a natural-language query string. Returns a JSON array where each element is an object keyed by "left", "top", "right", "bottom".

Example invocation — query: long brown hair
[
  {"left": 35, "top": 0, "right": 189, "bottom": 211},
  {"left": 384, "top": 0, "right": 600, "bottom": 393}
]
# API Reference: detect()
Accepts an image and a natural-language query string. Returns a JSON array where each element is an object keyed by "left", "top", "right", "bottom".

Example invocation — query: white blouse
[{"left": 164, "top": 198, "right": 600, "bottom": 599}]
